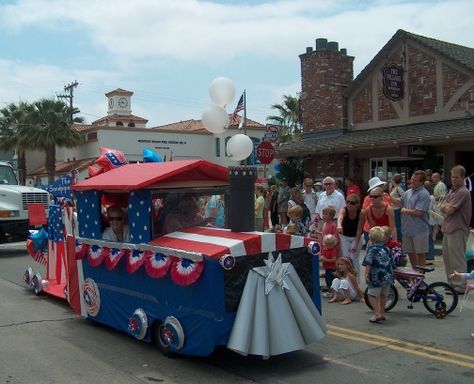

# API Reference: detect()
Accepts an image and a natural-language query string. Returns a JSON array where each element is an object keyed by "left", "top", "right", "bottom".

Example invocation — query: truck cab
[{"left": 0, "top": 161, "right": 50, "bottom": 242}]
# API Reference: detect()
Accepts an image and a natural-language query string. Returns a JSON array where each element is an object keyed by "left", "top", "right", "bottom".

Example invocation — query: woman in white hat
[
  {"left": 361, "top": 177, "right": 395, "bottom": 237},
  {"left": 364, "top": 186, "right": 397, "bottom": 241}
]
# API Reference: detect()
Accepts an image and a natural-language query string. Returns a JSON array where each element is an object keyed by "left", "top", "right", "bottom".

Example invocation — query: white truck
[{"left": 0, "top": 161, "right": 50, "bottom": 243}]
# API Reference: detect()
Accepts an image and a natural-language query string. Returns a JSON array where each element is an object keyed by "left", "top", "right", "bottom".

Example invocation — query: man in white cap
[{"left": 315, "top": 176, "right": 345, "bottom": 226}]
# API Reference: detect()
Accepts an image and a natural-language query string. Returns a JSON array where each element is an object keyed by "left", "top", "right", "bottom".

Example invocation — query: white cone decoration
[
  {"left": 202, "top": 105, "right": 229, "bottom": 134},
  {"left": 226, "top": 133, "right": 254, "bottom": 161},
  {"left": 209, "top": 77, "right": 236, "bottom": 108}
]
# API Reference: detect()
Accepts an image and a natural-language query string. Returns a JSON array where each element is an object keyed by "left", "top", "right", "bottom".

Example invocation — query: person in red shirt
[
  {"left": 321, "top": 234, "right": 338, "bottom": 293},
  {"left": 345, "top": 176, "right": 361, "bottom": 197}
]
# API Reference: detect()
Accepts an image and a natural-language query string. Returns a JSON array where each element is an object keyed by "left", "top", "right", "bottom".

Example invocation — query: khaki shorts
[
  {"left": 367, "top": 285, "right": 391, "bottom": 298},
  {"left": 402, "top": 231, "right": 429, "bottom": 254}
]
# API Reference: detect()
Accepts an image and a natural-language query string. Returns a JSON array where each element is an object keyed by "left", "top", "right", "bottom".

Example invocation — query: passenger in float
[
  {"left": 204, "top": 194, "right": 225, "bottom": 228},
  {"left": 102, "top": 207, "right": 130, "bottom": 242},
  {"left": 162, "top": 195, "right": 214, "bottom": 234}
]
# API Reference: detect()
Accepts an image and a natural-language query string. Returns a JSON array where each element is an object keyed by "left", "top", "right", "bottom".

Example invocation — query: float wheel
[{"left": 153, "top": 320, "right": 174, "bottom": 357}]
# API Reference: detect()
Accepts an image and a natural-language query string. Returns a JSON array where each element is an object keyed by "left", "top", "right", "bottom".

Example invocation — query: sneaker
[{"left": 322, "top": 292, "right": 331, "bottom": 298}]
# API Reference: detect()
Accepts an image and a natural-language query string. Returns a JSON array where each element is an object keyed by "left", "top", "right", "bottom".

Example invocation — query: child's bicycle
[{"left": 364, "top": 266, "right": 458, "bottom": 318}]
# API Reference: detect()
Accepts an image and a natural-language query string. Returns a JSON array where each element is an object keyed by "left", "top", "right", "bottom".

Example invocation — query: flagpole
[{"left": 243, "top": 89, "right": 247, "bottom": 136}]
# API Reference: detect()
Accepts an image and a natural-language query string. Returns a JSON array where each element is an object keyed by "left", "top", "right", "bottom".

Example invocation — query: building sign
[
  {"left": 400, "top": 145, "right": 429, "bottom": 157},
  {"left": 382, "top": 64, "right": 404, "bottom": 101}
]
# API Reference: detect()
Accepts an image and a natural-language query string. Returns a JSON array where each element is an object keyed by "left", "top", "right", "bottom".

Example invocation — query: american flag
[
  {"left": 232, "top": 93, "right": 244, "bottom": 122},
  {"left": 48, "top": 204, "right": 65, "bottom": 243},
  {"left": 47, "top": 204, "right": 67, "bottom": 285}
]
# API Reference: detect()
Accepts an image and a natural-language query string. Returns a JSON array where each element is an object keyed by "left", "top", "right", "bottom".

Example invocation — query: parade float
[{"left": 23, "top": 78, "right": 326, "bottom": 358}]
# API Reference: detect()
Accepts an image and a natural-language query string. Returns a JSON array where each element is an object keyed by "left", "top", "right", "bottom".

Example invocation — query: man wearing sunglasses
[{"left": 102, "top": 207, "right": 130, "bottom": 242}]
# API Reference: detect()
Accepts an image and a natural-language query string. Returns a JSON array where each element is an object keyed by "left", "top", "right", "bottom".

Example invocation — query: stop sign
[{"left": 256, "top": 141, "right": 275, "bottom": 164}]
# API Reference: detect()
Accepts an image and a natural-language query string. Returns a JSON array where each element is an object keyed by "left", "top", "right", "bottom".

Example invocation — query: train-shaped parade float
[{"left": 23, "top": 146, "right": 325, "bottom": 358}]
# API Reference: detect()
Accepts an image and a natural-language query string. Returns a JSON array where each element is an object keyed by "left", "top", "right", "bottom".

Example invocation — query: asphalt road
[{"left": 1, "top": 242, "right": 473, "bottom": 384}]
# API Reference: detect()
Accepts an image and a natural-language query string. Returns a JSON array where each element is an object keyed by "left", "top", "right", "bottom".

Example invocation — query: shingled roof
[
  {"left": 276, "top": 117, "right": 474, "bottom": 157},
  {"left": 150, "top": 115, "right": 265, "bottom": 133},
  {"left": 347, "top": 29, "right": 474, "bottom": 97},
  {"left": 92, "top": 113, "right": 148, "bottom": 126}
]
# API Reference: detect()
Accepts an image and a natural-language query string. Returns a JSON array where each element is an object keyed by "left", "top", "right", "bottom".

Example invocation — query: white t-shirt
[
  {"left": 302, "top": 189, "right": 317, "bottom": 214},
  {"left": 102, "top": 225, "right": 131, "bottom": 242},
  {"left": 315, "top": 190, "right": 346, "bottom": 219}
]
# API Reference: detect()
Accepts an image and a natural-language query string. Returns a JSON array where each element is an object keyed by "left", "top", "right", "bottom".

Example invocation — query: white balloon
[
  {"left": 209, "top": 77, "right": 236, "bottom": 108},
  {"left": 202, "top": 105, "right": 229, "bottom": 134},
  {"left": 226, "top": 134, "right": 254, "bottom": 161}
]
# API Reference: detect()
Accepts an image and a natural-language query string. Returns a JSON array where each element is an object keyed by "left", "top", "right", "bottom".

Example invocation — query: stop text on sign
[{"left": 256, "top": 141, "right": 275, "bottom": 164}]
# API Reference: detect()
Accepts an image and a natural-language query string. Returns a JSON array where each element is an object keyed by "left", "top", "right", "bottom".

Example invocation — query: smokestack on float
[{"left": 228, "top": 166, "right": 256, "bottom": 232}]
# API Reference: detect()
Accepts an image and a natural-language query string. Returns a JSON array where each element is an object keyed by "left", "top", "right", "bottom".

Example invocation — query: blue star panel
[
  {"left": 76, "top": 191, "right": 102, "bottom": 239},
  {"left": 105, "top": 152, "right": 127, "bottom": 167},
  {"left": 48, "top": 204, "right": 64, "bottom": 243},
  {"left": 128, "top": 190, "right": 152, "bottom": 243}
]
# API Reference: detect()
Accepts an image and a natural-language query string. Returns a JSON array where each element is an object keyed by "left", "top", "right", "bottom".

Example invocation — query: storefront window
[{"left": 370, "top": 159, "right": 386, "bottom": 179}]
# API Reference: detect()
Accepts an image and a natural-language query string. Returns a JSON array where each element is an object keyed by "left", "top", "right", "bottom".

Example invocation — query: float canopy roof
[{"left": 73, "top": 159, "right": 229, "bottom": 191}]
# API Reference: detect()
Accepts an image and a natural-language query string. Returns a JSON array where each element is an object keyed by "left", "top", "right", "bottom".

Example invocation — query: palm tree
[
  {"left": 267, "top": 94, "right": 301, "bottom": 142},
  {"left": 21, "top": 99, "right": 84, "bottom": 184},
  {"left": 0, "top": 102, "right": 35, "bottom": 185}
]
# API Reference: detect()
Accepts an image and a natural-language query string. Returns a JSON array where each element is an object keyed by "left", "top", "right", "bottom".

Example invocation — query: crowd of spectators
[{"left": 264, "top": 165, "right": 472, "bottom": 326}]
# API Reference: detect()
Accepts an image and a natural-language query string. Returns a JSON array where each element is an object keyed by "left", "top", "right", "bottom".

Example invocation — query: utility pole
[{"left": 57, "top": 80, "right": 78, "bottom": 109}]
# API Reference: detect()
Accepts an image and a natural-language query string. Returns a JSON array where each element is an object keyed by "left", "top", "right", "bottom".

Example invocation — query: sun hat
[
  {"left": 367, "top": 176, "right": 386, "bottom": 192},
  {"left": 315, "top": 181, "right": 323, "bottom": 186}
]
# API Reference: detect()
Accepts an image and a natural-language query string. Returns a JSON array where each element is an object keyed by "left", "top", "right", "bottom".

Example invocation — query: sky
[{"left": 0, "top": 0, "right": 473, "bottom": 127}]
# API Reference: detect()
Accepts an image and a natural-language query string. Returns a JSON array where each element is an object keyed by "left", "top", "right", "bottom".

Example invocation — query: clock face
[
  {"left": 109, "top": 98, "right": 114, "bottom": 108},
  {"left": 118, "top": 97, "right": 128, "bottom": 108}
]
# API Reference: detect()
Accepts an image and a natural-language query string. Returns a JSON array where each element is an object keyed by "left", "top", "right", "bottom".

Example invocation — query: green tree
[
  {"left": 267, "top": 94, "right": 301, "bottom": 142},
  {"left": 280, "top": 158, "right": 304, "bottom": 187},
  {"left": 21, "top": 99, "right": 84, "bottom": 184},
  {"left": 0, "top": 102, "right": 35, "bottom": 185}
]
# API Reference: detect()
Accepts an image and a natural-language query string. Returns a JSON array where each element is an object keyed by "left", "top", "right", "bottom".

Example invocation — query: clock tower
[{"left": 106, "top": 88, "right": 133, "bottom": 116}]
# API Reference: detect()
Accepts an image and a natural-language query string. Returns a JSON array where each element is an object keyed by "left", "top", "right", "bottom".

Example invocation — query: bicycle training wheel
[
  {"left": 364, "top": 284, "right": 398, "bottom": 312},
  {"left": 422, "top": 282, "right": 458, "bottom": 316}
]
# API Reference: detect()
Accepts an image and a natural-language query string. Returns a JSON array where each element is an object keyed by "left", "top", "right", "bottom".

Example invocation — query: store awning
[{"left": 276, "top": 117, "right": 474, "bottom": 158}]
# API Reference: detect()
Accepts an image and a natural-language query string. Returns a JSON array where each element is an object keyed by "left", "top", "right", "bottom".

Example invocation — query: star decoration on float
[{"left": 255, "top": 253, "right": 290, "bottom": 295}]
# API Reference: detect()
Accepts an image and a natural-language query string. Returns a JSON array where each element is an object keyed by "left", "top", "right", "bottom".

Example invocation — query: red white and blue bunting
[
  {"left": 76, "top": 241, "right": 89, "bottom": 260},
  {"left": 144, "top": 252, "right": 171, "bottom": 279},
  {"left": 75, "top": 239, "right": 206, "bottom": 286},
  {"left": 87, "top": 244, "right": 107, "bottom": 267},
  {"left": 126, "top": 249, "right": 149, "bottom": 274},
  {"left": 105, "top": 248, "right": 130, "bottom": 270},
  {"left": 170, "top": 257, "right": 204, "bottom": 286}
]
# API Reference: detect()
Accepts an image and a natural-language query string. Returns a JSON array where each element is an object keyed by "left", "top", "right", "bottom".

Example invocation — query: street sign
[
  {"left": 256, "top": 141, "right": 275, "bottom": 164},
  {"left": 265, "top": 125, "right": 279, "bottom": 143}
]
